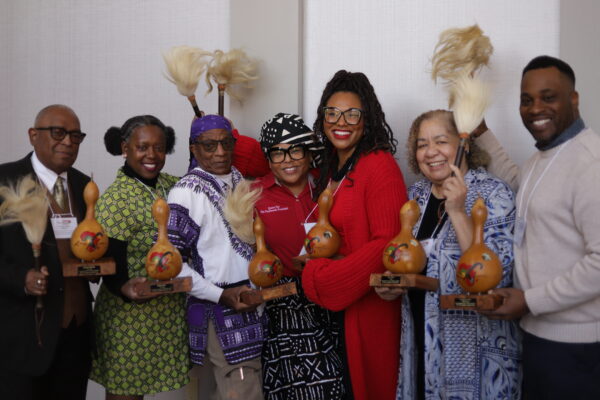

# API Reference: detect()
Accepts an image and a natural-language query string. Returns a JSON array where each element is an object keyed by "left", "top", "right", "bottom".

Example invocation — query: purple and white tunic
[{"left": 167, "top": 166, "right": 265, "bottom": 365}]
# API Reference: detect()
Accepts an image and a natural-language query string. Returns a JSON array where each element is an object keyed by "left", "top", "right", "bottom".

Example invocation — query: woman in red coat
[{"left": 302, "top": 70, "right": 408, "bottom": 400}]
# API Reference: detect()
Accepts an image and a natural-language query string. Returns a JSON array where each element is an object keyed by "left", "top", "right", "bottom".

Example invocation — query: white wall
[
  {"left": 303, "top": 0, "right": 559, "bottom": 185},
  {"left": 229, "top": 0, "right": 304, "bottom": 136},
  {"left": 560, "top": 0, "right": 600, "bottom": 132},
  {"left": 0, "top": 0, "right": 230, "bottom": 193}
]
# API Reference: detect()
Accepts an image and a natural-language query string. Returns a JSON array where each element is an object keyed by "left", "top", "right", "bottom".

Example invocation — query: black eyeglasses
[
  {"left": 35, "top": 126, "right": 87, "bottom": 144},
  {"left": 267, "top": 144, "right": 308, "bottom": 163},
  {"left": 323, "top": 107, "right": 363, "bottom": 125},
  {"left": 193, "top": 137, "right": 236, "bottom": 152}
]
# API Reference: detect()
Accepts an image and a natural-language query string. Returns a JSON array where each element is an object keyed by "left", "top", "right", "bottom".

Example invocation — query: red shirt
[
  {"left": 303, "top": 151, "right": 408, "bottom": 400},
  {"left": 253, "top": 173, "right": 316, "bottom": 276},
  {"left": 231, "top": 130, "right": 270, "bottom": 178}
]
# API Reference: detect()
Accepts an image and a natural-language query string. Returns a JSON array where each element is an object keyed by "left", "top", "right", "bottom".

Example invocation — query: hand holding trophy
[
  {"left": 240, "top": 215, "right": 297, "bottom": 305},
  {"left": 370, "top": 199, "right": 438, "bottom": 291},
  {"left": 440, "top": 197, "right": 503, "bottom": 310}
]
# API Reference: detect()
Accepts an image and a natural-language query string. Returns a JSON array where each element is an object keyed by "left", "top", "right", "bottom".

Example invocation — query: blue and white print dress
[{"left": 396, "top": 167, "right": 522, "bottom": 400}]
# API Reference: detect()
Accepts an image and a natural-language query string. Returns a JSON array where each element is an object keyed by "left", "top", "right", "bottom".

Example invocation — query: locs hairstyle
[
  {"left": 313, "top": 70, "right": 397, "bottom": 198},
  {"left": 104, "top": 115, "right": 176, "bottom": 155}
]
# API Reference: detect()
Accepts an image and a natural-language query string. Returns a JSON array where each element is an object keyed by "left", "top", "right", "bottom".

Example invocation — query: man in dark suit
[{"left": 0, "top": 104, "right": 93, "bottom": 400}]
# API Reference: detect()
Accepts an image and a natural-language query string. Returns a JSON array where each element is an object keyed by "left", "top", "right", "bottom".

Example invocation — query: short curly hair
[{"left": 406, "top": 110, "right": 489, "bottom": 175}]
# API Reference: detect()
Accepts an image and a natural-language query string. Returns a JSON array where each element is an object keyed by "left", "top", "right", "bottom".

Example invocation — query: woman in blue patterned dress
[
  {"left": 90, "top": 115, "right": 189, "bottom": 400},
  {"left": 376, "top": 110, "right": 522, "bottom": 399}
]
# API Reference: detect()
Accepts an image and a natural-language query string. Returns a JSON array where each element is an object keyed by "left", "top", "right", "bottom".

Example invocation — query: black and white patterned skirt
[{"left": 262, "top": 276, "right": 346, "bottom": 400}]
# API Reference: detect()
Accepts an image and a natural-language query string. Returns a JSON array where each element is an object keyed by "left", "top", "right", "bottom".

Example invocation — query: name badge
[
  {"left": 514, "top": 216, "right": 526, "bottom": 247},
  {"left": 420, "top": 238, "right": 434, "bottom": 258},
  {"left": 298, "top": 222, "right": 317, "bottom": 256},
  {"left": 51, "top": 216, "right": 77, "bottom": 239}
]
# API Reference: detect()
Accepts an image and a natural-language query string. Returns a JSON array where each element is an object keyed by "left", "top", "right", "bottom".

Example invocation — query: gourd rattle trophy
[
  {"left": 370, "top": 200, "right": 438, "bottom": 291},
  {"left": 137, "top": 198, "right": 192, "bottom": 295},
  {"left": 440, "top": 197, "right": 503, "bottom": 310},
  {"left": 240, "top": 215, "right": 297, "bottom": 305},
  {"left": 292, "top": 187, "right": 341, "bottom": 270},
  {"left": 64, "top": 180, "right": 115, "bottom": 277}
]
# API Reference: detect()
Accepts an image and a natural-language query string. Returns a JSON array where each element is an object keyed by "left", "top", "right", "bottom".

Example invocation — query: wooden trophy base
[
  {"left": 136, "top": 276, "right": 193, "bottom": 296},
  {"left": 440, "top": 293, "right": 503, "bottom": 311},
  {"left": 369, "top": 273, "right": 439, "bottom": 291},
  {"left": 63, "top": 257, "right": 116, "bottom": 277},
  {"left": 240, "top": 282, "right": 298, "bottom": 305}
]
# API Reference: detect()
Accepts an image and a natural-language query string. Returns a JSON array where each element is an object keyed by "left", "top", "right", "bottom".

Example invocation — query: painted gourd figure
[
  {"left": 145, "top": 198, "right": 182, "bottom": 280},
  {"left": 248, "top": 215, "right": 283, "bottom": 288},
  {"left": 382, "top": 199, "right": 426, "bottom": 274},
  {"left": 304, "top": 187, "right": 340, "bottom": 258},
  {"left": 71, "top": 180, "right": 109, "bottom": 261},
  {"left": 456, "top": 197, "right": 502, "bottom": 293}
]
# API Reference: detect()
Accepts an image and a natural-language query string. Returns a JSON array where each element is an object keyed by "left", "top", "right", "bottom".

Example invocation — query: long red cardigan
[{"left": 302, "top": 151, "right": 408, "bottom": 400}]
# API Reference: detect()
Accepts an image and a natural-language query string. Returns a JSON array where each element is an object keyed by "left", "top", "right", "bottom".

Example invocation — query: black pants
[
  {"left": 0, "top": 318, "right": 91, "bottom": 400},
  {"left": 523, "top": 331, "right": 600, "bottom": 400}
]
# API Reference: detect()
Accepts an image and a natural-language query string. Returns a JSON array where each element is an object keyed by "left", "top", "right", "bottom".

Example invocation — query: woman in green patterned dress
[{"left": 90, "top": 115, "right": 189, "bottom": 400}]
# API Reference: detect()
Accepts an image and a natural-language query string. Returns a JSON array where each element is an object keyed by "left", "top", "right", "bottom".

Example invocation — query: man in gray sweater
[{"left": 478, "top": 56, "right": 600, "bottom": 399}]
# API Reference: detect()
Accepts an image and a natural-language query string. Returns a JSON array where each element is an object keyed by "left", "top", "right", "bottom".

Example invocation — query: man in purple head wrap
[
  {"left": 188, "top": 114, "right": 233, "bottom": 171},
  {"left": 168, "top": 114, "right": 265, "bottom": 399}
]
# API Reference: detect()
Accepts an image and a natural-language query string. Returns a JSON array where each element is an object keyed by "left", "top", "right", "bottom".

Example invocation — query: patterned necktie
[{"left": 53, "top": 176, "right": 66, "bottom": 209}]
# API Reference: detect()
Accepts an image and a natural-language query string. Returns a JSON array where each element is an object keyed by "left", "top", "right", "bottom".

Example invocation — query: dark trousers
[
  {"left": 523, "top": 331, "right": 600, "bottom": 400},
  {"left": 0, "top": 318, "right": 91, "bottom": 400}
]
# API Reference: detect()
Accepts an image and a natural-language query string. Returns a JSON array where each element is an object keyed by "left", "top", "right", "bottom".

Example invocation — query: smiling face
[
  {"left": 323, "top": 91, "right": 365, "bottom": 166},
  {"left": 190, "top": 129, "right": 234, "bottom": 175},
  {"left": 28, "top": 106, "right": 81, "bottom": 174},
  {"left": 122, "top": 125, "right": 167, "bottom": 180},
  {"left": 520, "top": 67, "right": 579, "bottom": 147},
  {"left": 415, "top": 117, "right": 466, "bottom": 187},
  {"left": 268, "top": 143, "right": 312, "bottom": 195}
]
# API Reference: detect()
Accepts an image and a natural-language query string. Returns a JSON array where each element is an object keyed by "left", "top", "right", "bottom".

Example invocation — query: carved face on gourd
[
  {"left": 250, "top": 257, "right": 283, "bottom": 288},
  {"left": 70, "top": 180, "right": 109, "bottom": 261},
  {"left": 385, "top": 242, "right": 408, "bottom": 264},
  {"left": 304, "top": 236, "right": 320, "bottom": 254},
  {"left": 456, "top": 251, "right": 501, "bottom": 293},
  {"left": 149, "top": 251, "right": 173, "bottom": 273},
  {"left": 79, "top": 231, "right": 104, "bottom": 252},
  {"left": 259, "top": 259, "right": 281, "bottom": 280},
  {"left": 146, "top": 247, "right": 182, "bottom": 280},
  {"left": 304, "top": 231, "right": 334, "bottom": 255}
]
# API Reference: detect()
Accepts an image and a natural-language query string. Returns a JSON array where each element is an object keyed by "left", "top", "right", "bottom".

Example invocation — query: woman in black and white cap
[{"left": 253, "top": 113, "right": 346, "bottom": 400}]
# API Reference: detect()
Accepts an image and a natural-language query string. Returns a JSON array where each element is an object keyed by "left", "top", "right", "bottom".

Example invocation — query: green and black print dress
[{"left": 90, "top": 168, "right": 189, "bottom": 395}]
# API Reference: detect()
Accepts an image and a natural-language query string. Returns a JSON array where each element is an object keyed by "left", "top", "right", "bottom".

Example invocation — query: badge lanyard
[
  {"left": 303, "top": 176, "right": 346, "bottom": 226},
  {"left": 420, "top": 195, "right": 448, "bottom": 258},
  {"left": 514, "top": 140, "right": 571, "bottom": 246},
  {"left": 49, "top": 180, "right": 77, "bottom": 239}
]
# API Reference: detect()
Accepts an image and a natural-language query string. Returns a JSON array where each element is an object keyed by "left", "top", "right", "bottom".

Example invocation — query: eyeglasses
[
  {"left": 193, "top": 137, "right": 236, "bottom": 152},
  {"left": 35, "top": 126, "right": 87, "bottom": 144},
  {"left": 323, "top": 107, "right": 363, "bottom": 125},
  {"left": 267, "top": 144, "right": 308, "bottom": 163}
]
